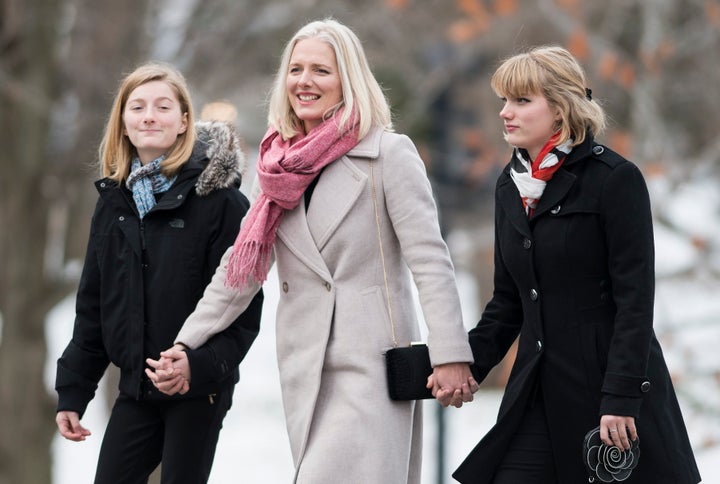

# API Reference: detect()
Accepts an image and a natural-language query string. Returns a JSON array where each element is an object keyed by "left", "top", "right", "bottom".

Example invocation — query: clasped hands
[
  {"left": 146, "top": 346, "right": 480, "bottom": 408},
  {"left": 427, "top": 363, "right": 480, "bottom": 408},
  {"left": 145, "top": 344, "right": 191, "bottom": 395}
]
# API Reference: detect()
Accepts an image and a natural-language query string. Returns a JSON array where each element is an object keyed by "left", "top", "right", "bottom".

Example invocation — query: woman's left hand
[{"left": 600, "top": 414, "right": 637, "bottom": 450}]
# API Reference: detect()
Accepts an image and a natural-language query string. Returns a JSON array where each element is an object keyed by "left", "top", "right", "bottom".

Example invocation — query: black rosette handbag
[{"left": 583, "top": 426, "right": 640, "bottom": 482}]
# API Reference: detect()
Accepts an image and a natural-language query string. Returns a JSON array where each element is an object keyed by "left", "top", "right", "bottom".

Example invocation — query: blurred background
[{"left": 2, "top": 0, "right": 720, "bottom": 482}]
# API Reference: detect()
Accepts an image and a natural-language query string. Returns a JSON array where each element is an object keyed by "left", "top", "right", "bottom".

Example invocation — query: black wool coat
[
  {"left": 55, "top": 121, "right": 264, "bottom": 417},
  {"left": 454, "top": 136, "right": 700, "bottom": 484}
]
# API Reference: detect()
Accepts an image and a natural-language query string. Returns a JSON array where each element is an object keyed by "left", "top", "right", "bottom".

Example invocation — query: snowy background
[{"left": 48, "top": 172, "right": 720, "bottom": 483}]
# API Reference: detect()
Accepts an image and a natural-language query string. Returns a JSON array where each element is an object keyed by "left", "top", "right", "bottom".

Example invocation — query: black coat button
[
  {"left": 523, "top": 238, "right": 532, "bottom": 249},
  {"left": 529, "top": 289, "right": 538, "bottom": 301},
  {"left": 593, "top": 145, "right": 605, "bottom": 155},
  {"left": 640, "top": 380, "right": 651, "bottom": 393}
]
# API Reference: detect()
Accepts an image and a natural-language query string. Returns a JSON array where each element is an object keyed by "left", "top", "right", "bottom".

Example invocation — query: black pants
[
  {"left": 93, "top": 389, "right": 232, "bottom": 484},
  {"left": 491, "top": 394, "right": 558, "bottom": 484}
]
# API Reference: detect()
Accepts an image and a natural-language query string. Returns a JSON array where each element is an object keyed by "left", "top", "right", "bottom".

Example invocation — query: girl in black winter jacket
[
  {"left": 54, "top": 62, "right": 263, "bottom": 484},
  {"left": 447, "top": 47, "right": 700, "bottom": 484}
]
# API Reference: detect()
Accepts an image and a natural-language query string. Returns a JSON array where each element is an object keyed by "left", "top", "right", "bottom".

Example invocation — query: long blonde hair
[
  {"left": 267, "top": 18, "right": 393, "bottom": 140},
  {"left": 98, "top": 62, "right": 196, "bottom": 183},
  {"left": 491, "top": 45, "right": 606, "bottom": 147}
]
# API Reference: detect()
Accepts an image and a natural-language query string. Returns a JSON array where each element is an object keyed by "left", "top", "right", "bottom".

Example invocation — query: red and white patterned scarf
[
  {"left": 225, "top": 113, "right": 360, "bottom": 288},
  {"left": 510, "top": 133, "right": 573, "bottom": 217}
]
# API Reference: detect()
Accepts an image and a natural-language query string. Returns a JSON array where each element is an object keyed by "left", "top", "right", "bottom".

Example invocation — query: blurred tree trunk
[
  {"left": 0, "top": 0, "right": 149, "bottom": 482},
  {"left": 0, "top": 0, "right": 65, "bottom": 483}
]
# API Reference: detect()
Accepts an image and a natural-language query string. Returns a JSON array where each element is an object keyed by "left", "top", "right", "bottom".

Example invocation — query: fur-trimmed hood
[{"left": 192, "top": 120, "right": 247, "bottom": 196}]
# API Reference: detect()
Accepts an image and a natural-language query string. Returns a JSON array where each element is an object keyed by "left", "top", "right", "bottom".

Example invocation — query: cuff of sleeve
[
  {"left": 184, "top": 348, "right": 214, "bottom": 386},
  {"left": 602, "top": 372, "right": 652, "bottom": 397},
  {"left": 428, "top": 343, "right": 474, "bottom": 367},
  {"left": 600, "top": 394, "right": 643, "bottom": 419},
  {"left": 56, "top": 388, "right": 93, "bottom": 419}
]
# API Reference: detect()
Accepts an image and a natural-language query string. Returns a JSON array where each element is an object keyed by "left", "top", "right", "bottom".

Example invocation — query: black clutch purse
[
  {"left": 583, "top": 426, "right": 640, "bottom": 483},
  {"left": 385, "top": 344, "right": 434, "bottom": 400}
]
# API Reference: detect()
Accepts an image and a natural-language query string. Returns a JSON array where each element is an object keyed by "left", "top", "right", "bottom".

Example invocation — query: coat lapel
[
  {"left": 497, "top": 174, "right": 532, "bottom": 238},
  {"left": 306, "top": 158, "right": 367, "bottom": 251},
  {"left": 277, "top": 203, "right": 332, "bottom": 281},
  {"left": 531, "top": 169, "right": 576, "bottom": 220},
  {"left": 530, "top": 138, "right": 589, "bottom": 219}
]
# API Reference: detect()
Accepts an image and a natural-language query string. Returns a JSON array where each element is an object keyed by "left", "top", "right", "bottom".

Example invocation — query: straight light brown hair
[{"left": 98, "top": 62, "right": 196, "bottom": 183}]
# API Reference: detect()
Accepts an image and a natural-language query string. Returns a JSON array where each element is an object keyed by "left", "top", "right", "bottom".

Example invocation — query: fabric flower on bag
[{"left": 583, "top": 426, "right": 640, "bottom": 482}]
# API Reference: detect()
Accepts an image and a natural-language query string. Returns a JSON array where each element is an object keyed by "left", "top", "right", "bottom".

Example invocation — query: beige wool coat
[{"left": 176, "top": 127, "right": 473, "bottom": 484}]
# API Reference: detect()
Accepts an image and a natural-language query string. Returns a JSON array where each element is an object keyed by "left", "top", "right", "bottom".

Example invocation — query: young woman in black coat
[
  {"left": 54, "top": 62, "right": 263, "bottom": 484},
  {"left": 446, "top": 46, "right": 701, "bottom": 484}
]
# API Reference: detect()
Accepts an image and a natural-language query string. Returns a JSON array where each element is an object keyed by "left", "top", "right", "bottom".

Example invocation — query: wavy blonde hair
[
  {"left": 491, "top": 45, "right": 606, "bottom": 147},
  {"left": 267, "top": 18, "right": 393, "bottom": 140},
  {"left": 98, "top": 62, "right": 196, "bottom": 183}
]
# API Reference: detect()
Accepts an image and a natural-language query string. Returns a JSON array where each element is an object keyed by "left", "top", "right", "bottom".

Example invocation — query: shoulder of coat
[{"left": 589, "top": 143, "right": 629, "bottom": 169}]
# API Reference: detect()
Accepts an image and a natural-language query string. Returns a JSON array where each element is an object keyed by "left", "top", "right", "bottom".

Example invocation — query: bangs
[{"left": 490, "top": 54, "right": 546, "bottom": 98}]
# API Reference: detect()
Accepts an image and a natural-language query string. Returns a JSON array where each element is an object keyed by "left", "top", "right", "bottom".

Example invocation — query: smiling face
[
  {"left": 123, "top": 80, "right": 188, "bottom": 164},
  {"left": 286, "top": 37, "right": 343, "bottom": 134},
  {"left": 499, "top": 93, "right": 560, "bottom": 161}
]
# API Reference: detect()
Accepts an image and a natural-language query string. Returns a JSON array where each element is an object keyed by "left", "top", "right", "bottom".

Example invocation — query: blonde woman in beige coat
[{"left": 146, "top": 18, "right": 477, "bottom": 484}]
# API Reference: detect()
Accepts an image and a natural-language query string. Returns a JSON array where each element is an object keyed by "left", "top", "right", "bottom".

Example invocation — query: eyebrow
[
  {"left": 126, "top": 96, "right": 176, "bottom": 104},
  {"left": 289, "top": 61, "right": 333, "bottom": 70}
]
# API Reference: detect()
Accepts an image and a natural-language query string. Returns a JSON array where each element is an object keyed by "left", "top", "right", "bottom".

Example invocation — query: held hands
[
  {"left": 144, "top": 344, "right": 191, "bottom": 395},
  {"left": 426, "top": 363, "right": 480, "bottom": 408},
  {"left": 600, "top": 415, "right": 638, "bottom": 451},
  {"left": 56, "top": 410, "right": 91, "bottom": 442}
]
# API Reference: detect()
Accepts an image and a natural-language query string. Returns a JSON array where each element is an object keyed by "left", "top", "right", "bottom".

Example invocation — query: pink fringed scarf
[{"left": 225, "top": 114, "right": 360, "bottom": 288}]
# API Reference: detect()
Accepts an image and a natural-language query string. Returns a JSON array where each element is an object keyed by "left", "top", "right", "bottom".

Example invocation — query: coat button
[
  {"left": 324, "top": 281, "right": 332, "bottom": 291},
  {"left": 536, "top": 340, "right": 543, "bottom": 352},
  {"left": 529, "top": 288, "right": 538, "bottom": 301},
  {"left": 282, "top": 282, "right": 289, "bottom": 293},
  {"left": 118, "top": 216, "right": 125, "bottom": 221},
  {"left": 550, "top": 205, "right": 561, "bottom": 215},
  {"left": 593, "top": 145, "right": 605, "bottom": 155},
  {"left": 177, "top": 194, "right": 183, "bottom": 200},
  {"left": 640, "top": 380, "right": 651, "bottom": 393},
  {"left": 522, "top": 238, "right": 532, "bottom": 249}
]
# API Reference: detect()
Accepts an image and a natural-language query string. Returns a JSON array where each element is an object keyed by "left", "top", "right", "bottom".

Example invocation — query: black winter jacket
[
  {"left": 454, "top": 136, "right": 700, "bottom": 484},
  {"left": 56, "top": 121, "right": 263, "bottom": 416}
]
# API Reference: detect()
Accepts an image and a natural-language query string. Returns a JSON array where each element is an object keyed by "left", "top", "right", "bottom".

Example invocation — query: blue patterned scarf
[{"left": 126, "top": 156, "right": 176, "bottom": 219}]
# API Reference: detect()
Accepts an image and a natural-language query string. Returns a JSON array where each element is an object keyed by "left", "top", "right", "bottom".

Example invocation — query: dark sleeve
[
  {"left": 599, "top": 161, "right": 655, "bottom": 418},
  {"left": 55, "top": 201, "right": 111, "bottom": 417},
  {"left": 184, "top": 189, "right": 263, "bottom": 386},
  {"left": 467, "top": 190, "right": 524, "bottom": 382}
]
